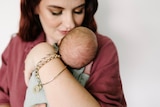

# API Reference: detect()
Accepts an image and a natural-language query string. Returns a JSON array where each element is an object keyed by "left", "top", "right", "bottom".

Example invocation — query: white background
[{"left": 0, "top": 0, "right": 160, "bottom": 107}]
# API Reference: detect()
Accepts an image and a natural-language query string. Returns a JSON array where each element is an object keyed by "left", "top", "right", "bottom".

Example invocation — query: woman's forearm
[
  {"left": 39, "top": 58, "right": 100, "bottom": 107},
  {"left": 0, "top": 104, "right": 10, "bottom": 107}
]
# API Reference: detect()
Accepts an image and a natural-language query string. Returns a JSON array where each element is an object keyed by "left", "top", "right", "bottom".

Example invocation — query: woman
[{"left": 0, "top": 0, "right": 126, "bottom": 107}]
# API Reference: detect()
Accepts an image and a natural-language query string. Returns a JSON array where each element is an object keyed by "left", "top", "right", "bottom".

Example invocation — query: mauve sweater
[{"left": 0, "top": 32, "right": 126, "bottom": 107}]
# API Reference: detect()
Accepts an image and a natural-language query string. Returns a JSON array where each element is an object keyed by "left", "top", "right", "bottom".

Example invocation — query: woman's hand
[{"left": 24, "top": 42, "right": 56, "bottom": 86}]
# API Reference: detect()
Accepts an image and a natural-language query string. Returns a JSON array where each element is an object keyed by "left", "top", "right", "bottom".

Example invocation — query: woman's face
[{"left": 36, "top": 0, "right": 85, "bottom": 45}]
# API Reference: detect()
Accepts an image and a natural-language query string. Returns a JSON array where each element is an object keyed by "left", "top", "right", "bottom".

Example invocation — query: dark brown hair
[{"left": 18, "top": 0, "right": 98, "bottom": 41}]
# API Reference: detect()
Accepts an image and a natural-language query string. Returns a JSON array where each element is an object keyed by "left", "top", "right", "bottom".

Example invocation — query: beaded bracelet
[
  {"left": 35, "top": 53, "right": 60, "bottom": 71},
  {"left": 33, "top": 53, "right": 64, "bottom": 93}
]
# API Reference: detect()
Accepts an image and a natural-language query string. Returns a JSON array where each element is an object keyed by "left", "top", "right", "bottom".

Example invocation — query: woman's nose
[{"left": 63, "top": 13, "right": 76, "bottom": 31}]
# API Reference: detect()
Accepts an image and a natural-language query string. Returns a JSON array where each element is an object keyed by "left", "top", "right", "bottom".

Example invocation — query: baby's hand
[
  {"left": 84, "top": 61, "right": 93, "bottom": 75},
  {"left": 33, "top": 104, "right": 47, "bottom": 107}
]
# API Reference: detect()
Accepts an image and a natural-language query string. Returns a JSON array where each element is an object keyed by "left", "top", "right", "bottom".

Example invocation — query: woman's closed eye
[
  {"left": 51, "top": 10, "right": 62, "bottom": 15},
  {"left": 73, "top": 4, "right": 85, "bottom": 15},
  {"left": 48, "top": 6, "right": 63, "bottom": 16},
  {"left": 74, "top": 8, "right": 84, "bottom": 14}
]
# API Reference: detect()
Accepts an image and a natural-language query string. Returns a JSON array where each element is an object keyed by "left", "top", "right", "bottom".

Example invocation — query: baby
[
  {"left": 59, "top": 26, "right": 98, "bottom": 69},
  {"left": 24, "top": 27, "right": 98, "bottom": 107}
]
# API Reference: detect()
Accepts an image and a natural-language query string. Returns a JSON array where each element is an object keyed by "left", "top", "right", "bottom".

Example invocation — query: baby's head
[{"left": 59, "top": 26, "right": 98, "bottom": 69}]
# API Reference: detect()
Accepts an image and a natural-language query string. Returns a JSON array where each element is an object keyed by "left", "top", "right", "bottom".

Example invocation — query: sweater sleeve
[
  {"left": 0, "top": 41, "right": 10, "bottom": 104},
  {"left": 85, "top": 35, "right": 126, "bottom": 107}
]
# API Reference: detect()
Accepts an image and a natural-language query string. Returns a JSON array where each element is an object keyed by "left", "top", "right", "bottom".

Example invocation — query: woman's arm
[
  {"left": 39, "top": 58, "right": 100, "bottom": 107},
  {"left": 0, "top": 104, "right": 10, "bottom": 107},
  {"left": 24, "top": 42, "right": 100, "bottom": 107}
]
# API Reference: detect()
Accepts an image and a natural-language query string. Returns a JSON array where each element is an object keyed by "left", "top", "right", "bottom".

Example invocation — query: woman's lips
[
  {"left": 57, "top": 30, "right": 69, "bottom": 45},
  {"left": 60, "top": 30, "right": 69, "bottom": 36}
]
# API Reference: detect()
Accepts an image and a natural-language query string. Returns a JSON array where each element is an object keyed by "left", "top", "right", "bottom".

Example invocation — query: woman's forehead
[{"left": 40, "top": 0, "right": 85, "bottom": 9}]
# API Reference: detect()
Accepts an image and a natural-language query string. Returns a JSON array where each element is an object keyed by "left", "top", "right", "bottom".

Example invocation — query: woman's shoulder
[
  {"left": 94, "top": 33, "right": 119, "bottom": 66},
  {"left": 8, "top": 33, "right": 21, "bottom": 42},
  {"left": 4, "top": 34, "right": 27, "bottom": 55},
  {"left": 3, "top": 33, "right": 45, "bottom": 55},
  {"left": 9, "top": 33, "right": 45, "bottom": 46},
  {"left": 96, "top": 33, "right": 117, "bottom": 49},
  {"left": 3, "top": 34, "right": 23, "bottom": 51}
]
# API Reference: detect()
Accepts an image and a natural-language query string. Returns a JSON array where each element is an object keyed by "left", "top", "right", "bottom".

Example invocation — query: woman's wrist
[
  {"left": 39, "top": 58, "right": 66, "bottom": 79},
  {"left": 34, "top": 54, "right": 66, "bottom": 92},
  {"left": 31, "top": 43, "right": 57, "bottom": 67},
  {"left": 36, "top": 57, "right": 67, "bottom": 89},
  {"left": 35, "top": 53, "right": 60, "bottom": 72}
]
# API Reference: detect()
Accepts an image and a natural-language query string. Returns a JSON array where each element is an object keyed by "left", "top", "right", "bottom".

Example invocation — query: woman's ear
[{"left": 34, "top": 6, "right": 39, "bottom": 14}]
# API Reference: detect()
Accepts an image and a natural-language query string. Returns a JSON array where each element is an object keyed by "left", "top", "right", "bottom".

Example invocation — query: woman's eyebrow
[
  {"left": 74, "top": 3, "right": 85, "bottom": 9},
  {"left": 48, "top": 5, "right": 64, "bottom": 9},
  {"left": 76, "top": 3, "right": 85, "bottom": 8},
  {"left": 47, "top": 3, "right": 85, "bottom": 9}
]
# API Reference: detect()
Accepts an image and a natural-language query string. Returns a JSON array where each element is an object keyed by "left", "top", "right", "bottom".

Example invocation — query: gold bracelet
[
  {"left": 34, "top": 66, "right": 67, "bottom": 93},
  {"left": 34, "top": 53, "right": 60, "bottom": 93},
  {"left": 41, "top": 66, "right": 67, "bottom": 85},
  {"left": 35, "top": 53, "right": 60, "bottom": 71}
]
